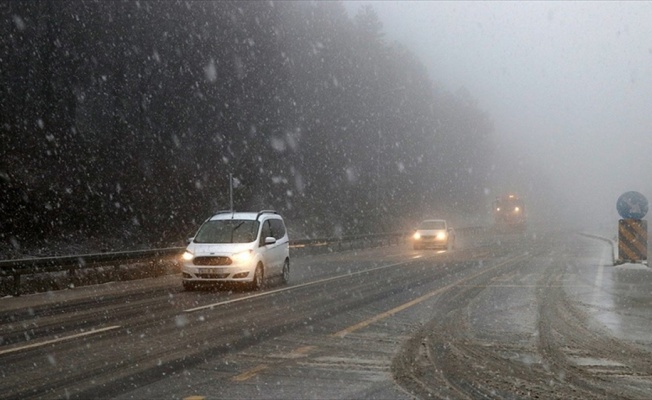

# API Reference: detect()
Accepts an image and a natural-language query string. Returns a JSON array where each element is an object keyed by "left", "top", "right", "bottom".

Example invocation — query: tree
[{"left": 0, "top": 1, "right": 495, "bottom": 250}]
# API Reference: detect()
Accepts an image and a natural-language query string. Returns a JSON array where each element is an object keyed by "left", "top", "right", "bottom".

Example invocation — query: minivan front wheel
[{"left": 250, "top": 263, "right": 264, "bottom": 291}]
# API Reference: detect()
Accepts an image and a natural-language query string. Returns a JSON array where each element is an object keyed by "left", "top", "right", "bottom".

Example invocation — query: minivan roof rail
[
  {"left": 214, "top": 209, "right": 234, "bottom": 215},
  {"left": 256, "top": 210, "right": 278, "bottom": 221},
  {"left": 211, "top": 210, "right": 235, "bottom": 219}
]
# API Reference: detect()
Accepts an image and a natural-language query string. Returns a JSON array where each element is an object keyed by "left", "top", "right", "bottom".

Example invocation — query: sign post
[{"left": 616, "top": 191, "right": 648, "bottom": 265}]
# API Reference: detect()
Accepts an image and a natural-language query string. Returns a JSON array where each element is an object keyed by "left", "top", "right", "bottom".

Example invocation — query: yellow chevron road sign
[{"left": 617, "top": 219, "right": 647, "bottom": 264}]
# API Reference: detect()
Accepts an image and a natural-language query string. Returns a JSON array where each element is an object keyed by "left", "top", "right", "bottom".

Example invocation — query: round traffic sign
[{"left": 617, "top": 191, "right": 648, "bottom": 219}]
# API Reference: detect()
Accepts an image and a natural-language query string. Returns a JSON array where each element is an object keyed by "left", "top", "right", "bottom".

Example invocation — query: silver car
[{"left": 412, "top": 219, "right": 455, "bottom": 250}]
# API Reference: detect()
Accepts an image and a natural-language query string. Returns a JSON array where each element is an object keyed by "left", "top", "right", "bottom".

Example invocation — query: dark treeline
[{"left": 0, "top": 1, "right": 493, "bottom": 253}]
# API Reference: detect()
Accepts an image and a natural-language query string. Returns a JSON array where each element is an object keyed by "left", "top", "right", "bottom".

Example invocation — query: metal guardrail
[
  {"left": 290, "top": 231, "right": 409, "bottom": 250},
  {"left": 0, "top": 247, "right": 185, "bottom": 297},
  {"left": 578, "top": 232, "right": 618, "bottom": 266},
  {"left": 0, "top": 228, "right": 484, "bottom": 296},
  {"left": 0, "top": 232, "right": 411, "bottom": 296}
]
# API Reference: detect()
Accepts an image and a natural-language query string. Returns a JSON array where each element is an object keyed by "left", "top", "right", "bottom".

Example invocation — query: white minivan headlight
[
  {"left": 232, "top": 250, "right": 253, "bottom": 264},
  {"left": 182, "top": 251, "right": 194, "bottom": 261}
]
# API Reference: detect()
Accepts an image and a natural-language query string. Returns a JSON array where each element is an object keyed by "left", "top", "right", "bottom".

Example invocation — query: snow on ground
[{"left": 614, "top": 262, "right": 650, "bottom": 270}]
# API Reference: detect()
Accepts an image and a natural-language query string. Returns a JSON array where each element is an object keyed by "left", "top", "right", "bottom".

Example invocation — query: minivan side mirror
[
  {"left": 186, "top": 237, "right": 194, "bottom": 244},
  {"left": 264, "top": 236, "right": 277, "bottom": 245}
]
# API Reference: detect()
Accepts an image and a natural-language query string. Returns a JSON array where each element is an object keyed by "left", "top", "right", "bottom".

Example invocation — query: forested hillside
[{"left": 1, "top": 1, "right": 493, "bottom": 253}]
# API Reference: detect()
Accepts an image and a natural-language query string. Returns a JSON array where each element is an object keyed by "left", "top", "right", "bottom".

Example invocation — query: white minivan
[{"left": 181, "top": 210, "right": 290, "bottom": 290}]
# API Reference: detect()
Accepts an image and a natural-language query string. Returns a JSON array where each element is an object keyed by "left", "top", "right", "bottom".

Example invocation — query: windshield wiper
[{"left": 230, "top": 221, "right": 246, "bottom": 243}]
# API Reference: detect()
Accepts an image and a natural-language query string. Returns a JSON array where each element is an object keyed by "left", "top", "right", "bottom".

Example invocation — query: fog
[
  {"left": 3, "top": 1, "right": 651, "bottom": 253},
  {"left": 346, "top": 1, "right": 652, "bottom": 230}
]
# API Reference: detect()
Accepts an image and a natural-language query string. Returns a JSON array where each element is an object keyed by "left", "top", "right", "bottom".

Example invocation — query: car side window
[
  {"left": 270, "top": 219, "right": 286, "bottom": 240},
  {"left": 260, "top": 220, "right": 272, "bottom": 246}
]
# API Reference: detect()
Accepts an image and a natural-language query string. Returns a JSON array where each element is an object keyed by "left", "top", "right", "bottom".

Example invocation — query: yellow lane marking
[
  {"left": 0, "top": 325, "right": 121, "bottom": 356},
  {"left": 292, "top": 345, "right": 316, "bottom": 355},
  {"left": 185, "top": 255, "right": 443, "bottom": 313},
  {"left": 183, "top": 396, "right": 206, "bottom": 400},
  {"left": 231, "top": 364, "right": 269, "bottom": 382},
  {"left": 231, "top": 345, "right": 316, "bottom": 382},
  {"left": 332, "top": 254, "right": 530, "bottom": 338}
]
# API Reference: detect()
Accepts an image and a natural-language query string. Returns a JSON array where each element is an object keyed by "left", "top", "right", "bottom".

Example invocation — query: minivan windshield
[
  {"left": 193, "top": 220, "right": 259, "bottom": 244},
  {"left": 419, "top": 221, "right": 446, "bottom": 230}
]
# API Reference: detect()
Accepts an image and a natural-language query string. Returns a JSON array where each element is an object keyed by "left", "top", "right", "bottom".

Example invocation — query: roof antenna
[{"left": 229, "top": 173, "right": 234, "bottom": 212}]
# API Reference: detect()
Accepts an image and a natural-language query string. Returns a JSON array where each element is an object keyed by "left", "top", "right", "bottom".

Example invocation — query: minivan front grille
[
  {"left": 193, "top": 256, "right": 232, "bottom": 266},
  {"left": 196, "top": 273, "right": 230, "bottom": 279}
]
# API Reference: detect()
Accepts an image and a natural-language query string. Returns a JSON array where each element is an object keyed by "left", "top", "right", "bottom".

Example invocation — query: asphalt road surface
[{"left": 2, "top": 230, "right": 652, "bottom": 399}]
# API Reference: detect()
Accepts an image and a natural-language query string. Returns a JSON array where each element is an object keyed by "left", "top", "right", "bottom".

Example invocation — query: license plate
[{"left": 198, "top": 268, "right": 226, "bottom": 274}]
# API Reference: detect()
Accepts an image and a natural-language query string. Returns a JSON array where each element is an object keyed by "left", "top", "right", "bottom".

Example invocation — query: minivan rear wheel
[{"left": 281, "top": 259, "right": 290, "bottom": 284}]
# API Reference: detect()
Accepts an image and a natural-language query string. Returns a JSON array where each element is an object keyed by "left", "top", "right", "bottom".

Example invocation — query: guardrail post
[
  {"left": 13, "top": 272, "right": 21, "bottom": 297},
  {"left": 68, "top": 265, "right": 76, "bottom": 287}
]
